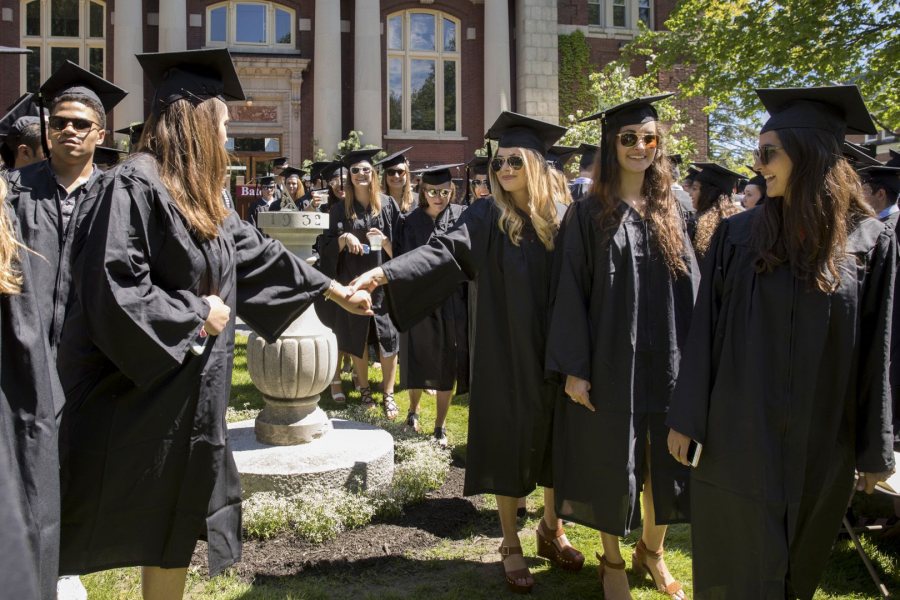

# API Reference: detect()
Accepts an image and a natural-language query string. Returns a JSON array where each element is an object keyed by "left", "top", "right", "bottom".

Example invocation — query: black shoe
[
  {"left": 405, "top": 411, "right": 420, "bottom": 432},
  {"left": 433, "top": 427, "right": 448, "bottom": 447}
]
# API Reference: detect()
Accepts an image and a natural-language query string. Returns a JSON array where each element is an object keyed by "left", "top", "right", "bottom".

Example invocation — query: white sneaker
[{"left": 57, "top": 575, "right": 88, "bottom": 600}]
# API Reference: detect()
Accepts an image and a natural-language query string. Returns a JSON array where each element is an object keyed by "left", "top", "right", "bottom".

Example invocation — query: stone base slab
[{"left": 229, "top": 418, "right": 394, "bottom": 496}]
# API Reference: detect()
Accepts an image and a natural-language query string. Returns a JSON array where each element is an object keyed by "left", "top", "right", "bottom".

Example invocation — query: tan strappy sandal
[{"left": 632, "top": 539, "right": 688, "bottom": 599}]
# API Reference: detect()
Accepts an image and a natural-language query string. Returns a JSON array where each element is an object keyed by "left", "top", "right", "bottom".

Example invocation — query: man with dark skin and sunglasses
[{"left": 6, "top": 62, "right": 126, "bottom": 353}]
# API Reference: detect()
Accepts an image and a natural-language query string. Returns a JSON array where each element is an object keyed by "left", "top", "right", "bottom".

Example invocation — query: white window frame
[
  {"left": 386, "top": 9, "right": 461, "bottom": 137},
  {"left": 20, "top": 0, "right": 107, "bottom": 91},
  {"left": 205, "top": 1, "right": 296, "bottom": 50},
  {"left": 586, "top": 0, "right": 654, "bottom": 36},
  {"left": 587, "top": 0, "right": 605, "bottom": 27}
]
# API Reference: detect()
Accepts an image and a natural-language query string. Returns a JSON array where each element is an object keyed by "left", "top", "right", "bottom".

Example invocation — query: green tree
[
  {"left": 623, "top": 0, "right": 900, "bottom": 130},
  {"left": 557, "top": 30, "right": 594, "bottom": 122},
  {"left": 558, "top": 65, "right": 696, "bottom": 173}
]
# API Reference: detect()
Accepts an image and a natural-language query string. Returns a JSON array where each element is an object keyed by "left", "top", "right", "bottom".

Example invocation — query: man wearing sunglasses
[
  {"left": 6, "top": 61, "right": 126, "bottom": 352},
  {"left": 248, "top": 174, "right": 280, "bottom": 231}
]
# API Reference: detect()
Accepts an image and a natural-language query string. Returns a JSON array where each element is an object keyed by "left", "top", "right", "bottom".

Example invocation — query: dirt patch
[{"left": 191, "top": 463, "right": 498, "bottom": 580}]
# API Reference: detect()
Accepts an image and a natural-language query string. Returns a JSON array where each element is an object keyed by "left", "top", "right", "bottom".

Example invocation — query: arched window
[
  {"left": 386, "top": 10, "right": 460, "bottom": 135},
  {"left": 20, "top": 0, "right": 107, "bottom": 91},
  {"left": 206, "top": 1, "right": 295, "bottom": 49}
]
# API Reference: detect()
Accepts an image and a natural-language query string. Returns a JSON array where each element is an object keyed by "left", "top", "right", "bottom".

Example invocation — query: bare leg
[
  {"left": 541, "top": 487, "right": 579, "bottom": 552},
  {"left": 497, "top": 495, "right": 532, "bottom": 587},
  {"left": 639, "top": 466, "right": 684, "bottom": 598},
  {"left": 380, "top": 352, "right": 398, "bottom": 395},
  {"left": 408, "top": 389, "right": 423, "bottom": 413},
  {"left": 434, "top": 390, "right": 452, "bottom": 429},
  {"left": 141, "top": 566, "right": 187, "bottom": 600},
  {"left": 352, "top": 348, "right": 369, "bottom": 393},
  {"left": 599, "top": 531, "right": 631, "bottom": 598},
  {"left": 330, "top": 356, "right": 345, "bottom": 399}
]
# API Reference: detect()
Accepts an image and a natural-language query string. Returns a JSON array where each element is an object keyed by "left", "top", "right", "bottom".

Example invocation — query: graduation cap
[
  {"left": 0, "top": 94, "right": 41, "bottom": 143},
  {"left": 416, "top": 163, "right": 463, "bottom": 185},
  {"left": 115, "top": 121, "right": 144, "bottom": 148},
  {"left": 887, "top": 149, "right": 900, "bottom": 168},
  {"left": 279, "top": 166, "right": 306, "bottom": 179},
  {"left": 376, "top": 146, "right": 413, "bottom": 169},
  {"left": 272, "top": 156, "right": 289, "bottom": 168},
  {"left": 842, "top": 141, "right": 882, "bottom": 168},
  {"left": 683, "top": 166, "right": 700, "bottom": 183},
  {"left": 40, "top": 60, "right": 127, "bottom": 114},
  {"left": 0, "top": 46, "right": 31, "bottom": 54},
  {"left": 308, "top": 161, "right": 332, "bottom": 182},
  {"left": 757, "top": 85, "right": 877, "bottom": 144},
  {"left": 692, "top": 162, "right": 744, "bottom": 194},
  {"left": 578, "top": 94, "right": 675, "bottom": 183},
  {"left": 136, "top": 48, "right": 245, "bottom": 116},
  {"left": 321, "top": 160, "right": 346, "bottom": 180},
  {"left": 93, "top": 145, "right": 128, "bottom": 167},
  {"left": 546, "top": 145, "right": 579, "bottom": 171},
  {"left": 858, "top": 165, "right": 900, "bottom": 197},
  {"left": 576, "top": 142, "right": 600, "bottom": 170},
  {"left": 255, "top": 174, "right": 276, "bottom": 186},
  {"left": 340, "top": 147, "right": 382, "bottom": 167},
  {"left": 669, "top": 154, "right": 683, "bottom": 165},
  {"left": 747, "top": 174, "right": 767, "bottom": 188},
  {"left": 467, "top": 155, "right": 489, "bottom": 174},
  {"left": 485, "top": 111, "right": 567, "bottom": 155}
]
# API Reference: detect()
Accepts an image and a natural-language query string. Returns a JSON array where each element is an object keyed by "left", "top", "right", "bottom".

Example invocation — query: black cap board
[
  {"left": 308, "top": 161, "right": 332, "bottom": 180},
  {"left": 858, "top": 165, "right": 900, "bottom": 197},
  {"left": 578, "top": 94, "right": 674, "bottom": 183},
  {"left": 0, "top": 94, "right": 41, "bottom": 141},
  {"left": 272, "top": 156, "right": 289, "bottom": 168},
  {"left": 93, "top": 145, "right": 129, "bottom": 166},
  {"left": 321, "top": 161, "right": 346, "bottom": 181},
  {"left": 115, "top": 121, "right": 145, "bottom": 147},
  {"left": 280, "top": 166, "right": 306, "bottom": 179},
  {"left": 485, "top": 111, "right": 567, "bottom": 155},
  {"left": 376, "top": 146, "right": 413, "bottom": 169},
  {"left": 340, "top": 148, "right": 382, "bottom": 167},
  {"left": 546, "top": 145, "right": 579, "bottom": 170},
  {"left": 887, "top": 149, "right": 900, "bottom": 168},
  {"left": 684, "top": 166, "right": 700, "bottom": 182},
  {"left": 256, "top": 174, "right": 276, "bottom": 186},
  {"left": 669, "top": 154, "right": 683, "bottom": 166},
  {"left": 747, "top": 174, "right": 767, "bottom": 188},
  {"left": 843, "top": 141, "right": 882, "bottom": 168},
  {"left": 467, "top": 155, "right": 489, "bottom": 173},
  {"left": 692, "top": 162, "right": 744, "bottom": 194},
  {"left": 137, "top": 48, "right": 245, "bottom": 116},
  {"left": 577, "top": 142, "right": 599, "bottom": 169},
  {"left": 416, "top": 163, "right": 463, "bottom": 185},
  {"left": 40, "top": 60, "right": 128, "bottom": 114},
  {"left": 757, "top": 85, "right": 877, "bottom": 143}
]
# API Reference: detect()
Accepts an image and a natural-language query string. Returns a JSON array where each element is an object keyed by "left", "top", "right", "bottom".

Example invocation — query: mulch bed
[{"left": 191, "top": 461, "right": 495, "bottom": 581}]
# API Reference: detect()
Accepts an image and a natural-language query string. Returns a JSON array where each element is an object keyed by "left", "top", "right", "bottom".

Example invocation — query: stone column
[
  {"left": 159, "top": 0, "right": 188, "bottom": 52},
  {"left": 112, "top": 0, "right": 144, "bottom": 135},
  {"left": 314, "top": 0, "right": 342, "bottom": 155},
  {"left": 353, "top": 0, "right": 382, "bottom": 147},
  {"left": 484, "top": 0, "right": 512, "bottom": 128},
  {"left": 514, "top": 0, "right": 559, "bottom": 123}
]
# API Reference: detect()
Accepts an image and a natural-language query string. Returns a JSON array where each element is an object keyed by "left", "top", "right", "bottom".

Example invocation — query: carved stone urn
[{"left": 248, "top": 210, "right": 335, "bottom": 445}]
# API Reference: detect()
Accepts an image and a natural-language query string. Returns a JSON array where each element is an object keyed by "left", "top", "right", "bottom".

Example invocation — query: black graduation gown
[
  {"left": 56, "top": 155, "right": 332, "bottom": 576},
  {"left": 0, "top": 206, "right": 64, "bottom": 600},
  {"left": 248, "top": 197, "right": 275, "bottom": 229},
  {"left": 7, "top": 159, "right": 102, "bottom": 352},
  {"left": 666, "top": 208, "right": 896, "bottom": 598},
  {"left": 320, "top": 195, "right": 401, "bottom": 357},
  {"left": 546, "top": 199, "right": 699, "bottom": 536},
  {"left": 885, "top": 211, "right": 900, "bottom": 449},
  {"left": 381, "top": 198, "right": 559, "bottom": 497},
  {"left": 394, "top": 204, "right": 469, "bottom": 393}
]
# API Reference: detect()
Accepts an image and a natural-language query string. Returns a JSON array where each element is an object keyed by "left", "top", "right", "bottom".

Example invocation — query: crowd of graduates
[{"left": 0, "top": 44, "right": 897, "bottom": 600}]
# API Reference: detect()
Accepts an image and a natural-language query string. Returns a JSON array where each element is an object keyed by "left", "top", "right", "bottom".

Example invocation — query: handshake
[{"left": 326, "top": 267, "right": 389, "bottom": 316}]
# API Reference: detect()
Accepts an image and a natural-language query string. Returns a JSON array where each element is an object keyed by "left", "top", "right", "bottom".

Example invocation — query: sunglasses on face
[
  {"left": 616, "top": 132, "right": 659, "bottom": 148},
  {"left": 350, "top": 166, "right": 372, "bottom": 175},
  {"left": 753, "top": 144, "right": 783, "bottom": 165},
  {"left": 48, "top": 116, "right": 99, "bottom": 133},
  {"left": 490, "top": 155, "right": 525, "bottom": 172},
  {"left": 471, "top": 178, "right": 489, "bottom": 186},
  {"left": 386, "top": 168, "right": 407, "bottom": 177},
  {"left": 263, "top": 185, "right": 276, "bottom": 190},
  {"left": 425, "top": 188, "right": 453, "bottom": 199}
]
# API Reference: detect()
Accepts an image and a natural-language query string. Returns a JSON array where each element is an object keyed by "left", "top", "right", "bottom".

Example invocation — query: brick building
[{"left": 0, "top": 0, "right": 708, "bottom": 182}]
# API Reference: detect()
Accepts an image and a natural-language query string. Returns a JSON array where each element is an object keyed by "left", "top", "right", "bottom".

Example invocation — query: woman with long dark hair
[
  {"left": 547, "top": 95, "right": 698, "bottom": 600},
  {"left": 321, "top": 149, "right": 403, "bottom": 418},
  {"left": 667, "top": 86, "right": 896, "bottom": 597},
  {"left": 55, "top": 49, "right": 372, "bottom": 599},
  {"left": 688, "top": 162, "right": 744, "bottom": 259},
  {"left": 351, "top": 112, "right": 585, "bottom": 594}
]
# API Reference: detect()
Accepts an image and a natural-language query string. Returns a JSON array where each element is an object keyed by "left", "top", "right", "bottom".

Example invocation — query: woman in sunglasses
[
  {"left": 351, "top": 112, "right": 585, "bottom": 594},
  {"left": 321, "top": 149, "right": 403, "bottom": 418},
  {"left": 547, "top": 95, "right": 699, "bottom": 600},
  {"left": 394, "top": 165, "right": 469, "bottom": 446},
  {"left": 667, "top": 86, "right": 895, "bottom": 597},
  {"left": 377, "top": 147, "right": 416, "bottom": 214},
  {"left": 466, "top": 155, "right": 492, "bottom": 203},
  {"left": 687, "top": 162, "right": 744, "bottom": 258}
]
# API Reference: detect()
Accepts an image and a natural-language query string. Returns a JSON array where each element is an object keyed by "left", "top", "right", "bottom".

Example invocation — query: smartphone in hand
[{"left": 687, "top": 440, "right": 703, "bottom": 467}]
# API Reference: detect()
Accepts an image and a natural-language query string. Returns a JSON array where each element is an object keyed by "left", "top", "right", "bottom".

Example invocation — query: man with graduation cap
[
  {"left": 569, "top": 142, "right": 597, "bottom": 201},
  {"left": 667, "top": 85, "right": 895, "bottom": 598},
  {"left": 115, "top": 121, "right": 144, "bottom": 150},
  {"left": 0, "top": 93, "right": 45, "bottom": 169},
  {"left": 6, "top": 60, "right": 126, "bottom": 352}
]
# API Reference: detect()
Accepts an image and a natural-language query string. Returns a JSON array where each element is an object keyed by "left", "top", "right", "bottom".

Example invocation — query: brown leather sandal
[
  {"left": 535, "top": 520, "right": 585, "bottom": 572},
  {"left": 597, "top": 552, "right": 628, "bottom": 596},
  {"left": 498, "top": 545, "right": 534, "bottom": 594},
  {"left": 632, "top": 539, "right": 687, "bottom": 599}
]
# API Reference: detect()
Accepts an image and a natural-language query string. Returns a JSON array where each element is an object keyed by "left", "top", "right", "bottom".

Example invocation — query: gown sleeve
[
  {"left": 317, "top": 202, "right": 345, "bottom": 279},
  {"left": 381, "top": 197, "right": 494, "bottom": 332},
  {"left": 230, "top": 215, "right": 332, "bottom": 342},
  {"left": 666, "top": 219, "right": 730, "bottom": 444},
  {"left": 545, "top": 201, "right": 593, "bottom": 381},
  {"left": 855, "top": 228, "right": 897, "bottom": 473},
  {"left": 72, "top": 172, "right": 212, "bottom": 387}
]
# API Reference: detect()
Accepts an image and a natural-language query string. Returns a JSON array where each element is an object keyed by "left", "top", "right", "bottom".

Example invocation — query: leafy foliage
[{"left": 558, "top": 31, "right": 595, "bottom": 123}]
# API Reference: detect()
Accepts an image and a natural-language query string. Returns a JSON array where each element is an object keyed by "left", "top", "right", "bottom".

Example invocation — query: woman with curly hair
[
  {"left": 546, "top": 95, "right": 699, "bottom": 600},
  {"left": 667, "top": 86, "right": 896, "bottom": 598},
  {"left": 688, "top": 162, "right": 744, "bottom": 258},
  {"left": 351, "top": 112, "right": 585, "bottom": 593}
]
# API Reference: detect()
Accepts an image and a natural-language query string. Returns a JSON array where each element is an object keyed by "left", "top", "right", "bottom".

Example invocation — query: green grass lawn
[{"left": 82, "top": 335, "right": 900, "bottom": 599}]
